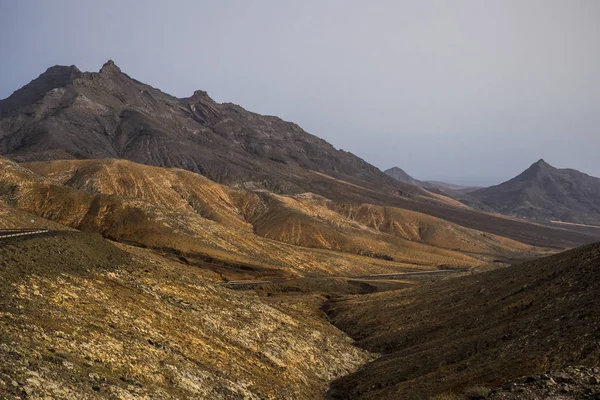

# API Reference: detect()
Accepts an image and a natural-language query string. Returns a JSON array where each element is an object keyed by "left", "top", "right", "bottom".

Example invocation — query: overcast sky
[{"left": 1, "top": 0, "right": 599, "bottom": 185}]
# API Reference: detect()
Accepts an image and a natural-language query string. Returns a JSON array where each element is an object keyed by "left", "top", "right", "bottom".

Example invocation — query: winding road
[
  {"left": 219, "top": 269, "right": 461, "bottom": 286},
  {"left": 0, "top": 228, "right": 50, "bottom": 240}
]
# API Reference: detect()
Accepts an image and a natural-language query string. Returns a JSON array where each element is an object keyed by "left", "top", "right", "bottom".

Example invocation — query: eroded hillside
[
  {"left": 326, "top": 242, "right": 600, "bottom": 399},
  {"left": 0, "top": 232, "right": 370, "bottom": 399},
  {"left": 15, "top": 158, "right": 551, "bottom": 275}
]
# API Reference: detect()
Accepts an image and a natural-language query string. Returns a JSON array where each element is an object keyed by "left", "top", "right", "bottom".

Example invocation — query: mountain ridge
[{"left": 0, "top": 60, "right": 424, "bottom": 200}]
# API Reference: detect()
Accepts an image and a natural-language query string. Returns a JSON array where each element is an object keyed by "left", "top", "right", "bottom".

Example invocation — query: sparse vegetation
[
  {"left": 326, "top": 242, "right": 600, "bottom": 399},
  {"left": 463, "top": 385, "right": 491, "bottom": 399}
]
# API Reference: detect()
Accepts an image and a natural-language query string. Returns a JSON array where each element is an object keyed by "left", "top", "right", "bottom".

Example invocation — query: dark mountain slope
[
  {"left": 327, "top": 241, "right": 600, "bottom": 399},
  {"left": 470, "top": 159, "right": 600, "bottom": 225},
  {"left": 0, "top": 60, "right": 421, "bottom": 198}
]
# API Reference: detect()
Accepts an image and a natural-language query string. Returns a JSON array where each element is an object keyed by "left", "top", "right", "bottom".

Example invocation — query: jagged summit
[
  {"left": 0, "top": 64, "right": 81, "bottom": 115},
  {"left": 99, "top": 59, "right": 122, "bottom": 74},
  {"left": 191, "top": 89, "right": 210, "bottom": 98},
  {"left": 46, "top": 64, "right": 81, "bottom": 75},
  {"left": 518, "top": 158, "right": 555, "bottom": 179}
]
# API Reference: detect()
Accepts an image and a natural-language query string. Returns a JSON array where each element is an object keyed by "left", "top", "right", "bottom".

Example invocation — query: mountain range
[
  {"left": 2, "top": 61, "right": 598, "bottom": 249},
  {"left": 1, "top": 60, "right": 600, "bottom": 399}
]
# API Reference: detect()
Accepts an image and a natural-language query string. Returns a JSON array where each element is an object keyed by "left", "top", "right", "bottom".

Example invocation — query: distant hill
[
  {"left": 469, "top": 159, "right": 600, "bottom": 225},
  {"left": 423, "top": 180, "right": 481, "bottom": 194},
  {"left": 385, "top": 167, "right": 481, "bottom": 194},
  {"left": 384, "top": 167, "right": 422, "bottom": 186}
]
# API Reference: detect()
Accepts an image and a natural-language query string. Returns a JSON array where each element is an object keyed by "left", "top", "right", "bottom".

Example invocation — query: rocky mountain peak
[
  {"left": 0, "top": 60, "right": 429, "bottom": 201},
  {"left": 532, "top": 158, "right": 550, "bottom": 168},
  {"left": 192, "top": 89, "right": 209, "bottom": 98},
  {"left": 44, "top": 64, "right": 81, "bottom": 76},
  {"left": 522, "top": 158, "right": 554, "bottom": 178},
  {"left": 99, "top": 59, "right": 122, "bottom": 75},
  {"left": 0, "top": 64, "right": 81, "bottom": 115},
  {"left": 188, "top": 90, "right": 218, "bottom": 105},
  {"left": 470, "top": 158, "right": 600, "bottom": 225}
]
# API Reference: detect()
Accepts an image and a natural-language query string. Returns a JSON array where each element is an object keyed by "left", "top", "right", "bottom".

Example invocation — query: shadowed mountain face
[
  {"left": 0, "top": 61, "right": 422, "bottom": 199},
  {"left": 470, "top": 159, "right": 600, "bottom": 225},
  {"left": 326, "top": 241, "right": 600, "bottom": 399}
]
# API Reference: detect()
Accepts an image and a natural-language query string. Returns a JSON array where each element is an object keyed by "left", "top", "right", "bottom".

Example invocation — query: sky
[{"left": 1, "top": 0, "right": 599, "bottom": 186}]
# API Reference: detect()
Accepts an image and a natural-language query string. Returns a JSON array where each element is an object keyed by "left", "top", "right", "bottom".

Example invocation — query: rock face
[
  {"left": 469, "top": 159, "right": 600, "bottom": 225},
  {"left": 487, "top": 366, "right": 600, "bottom": 399},
  {"left": 0, "top": 60, "right": 418, "bottom": 198}
]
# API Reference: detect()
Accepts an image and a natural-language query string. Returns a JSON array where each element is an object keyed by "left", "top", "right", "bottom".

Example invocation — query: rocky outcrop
[{"left": 487, "top": 366, "right": 600, "bottom": 399}]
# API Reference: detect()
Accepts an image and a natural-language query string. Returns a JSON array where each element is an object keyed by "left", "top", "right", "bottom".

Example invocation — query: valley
[{"left": 1, "top": 60, "right": 599, "bottom": 399}]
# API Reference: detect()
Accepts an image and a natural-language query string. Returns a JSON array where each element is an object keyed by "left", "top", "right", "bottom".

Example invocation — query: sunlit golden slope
[
  {"left": 25, "top": 159, "right": 253, "bottom": 232},
  {"left": 249, "top": 193, "right": 487, "bottom": 267},
  {"left": 1, "top": 157, "right": 476, "bottom": 276},
  {"left": 247, "top": 192, "right": 543, "bottom": 261},
  {"left": 0, "top": 200, "right": 69, "bottom": 230},
  {"left": 24, "top": 158, "right": 546, "bottom": 266},
  {"left": 330, "top": 203, "right": 538, "bottom": 256}
]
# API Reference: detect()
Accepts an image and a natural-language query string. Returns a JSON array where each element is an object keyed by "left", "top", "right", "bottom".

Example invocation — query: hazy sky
[{"left": 1, "top": 0, "right": 599, "bottom": 185}]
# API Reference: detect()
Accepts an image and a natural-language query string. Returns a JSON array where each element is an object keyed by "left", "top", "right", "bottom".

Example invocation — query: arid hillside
[
  {"left": 3, "top": 157, "right": 443, "bottom": 277},
  {"left": 326, "top": 241, "right": 600, "bottom": 399},
  {"left": 7, "top": 158, "right": 556, "bottom": 275},
  {"left": 0, "top": 200, "right": 69, "bottom": 231},
  {"left": 0, "top": 232, "right": 370, "bottom": 399}
]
